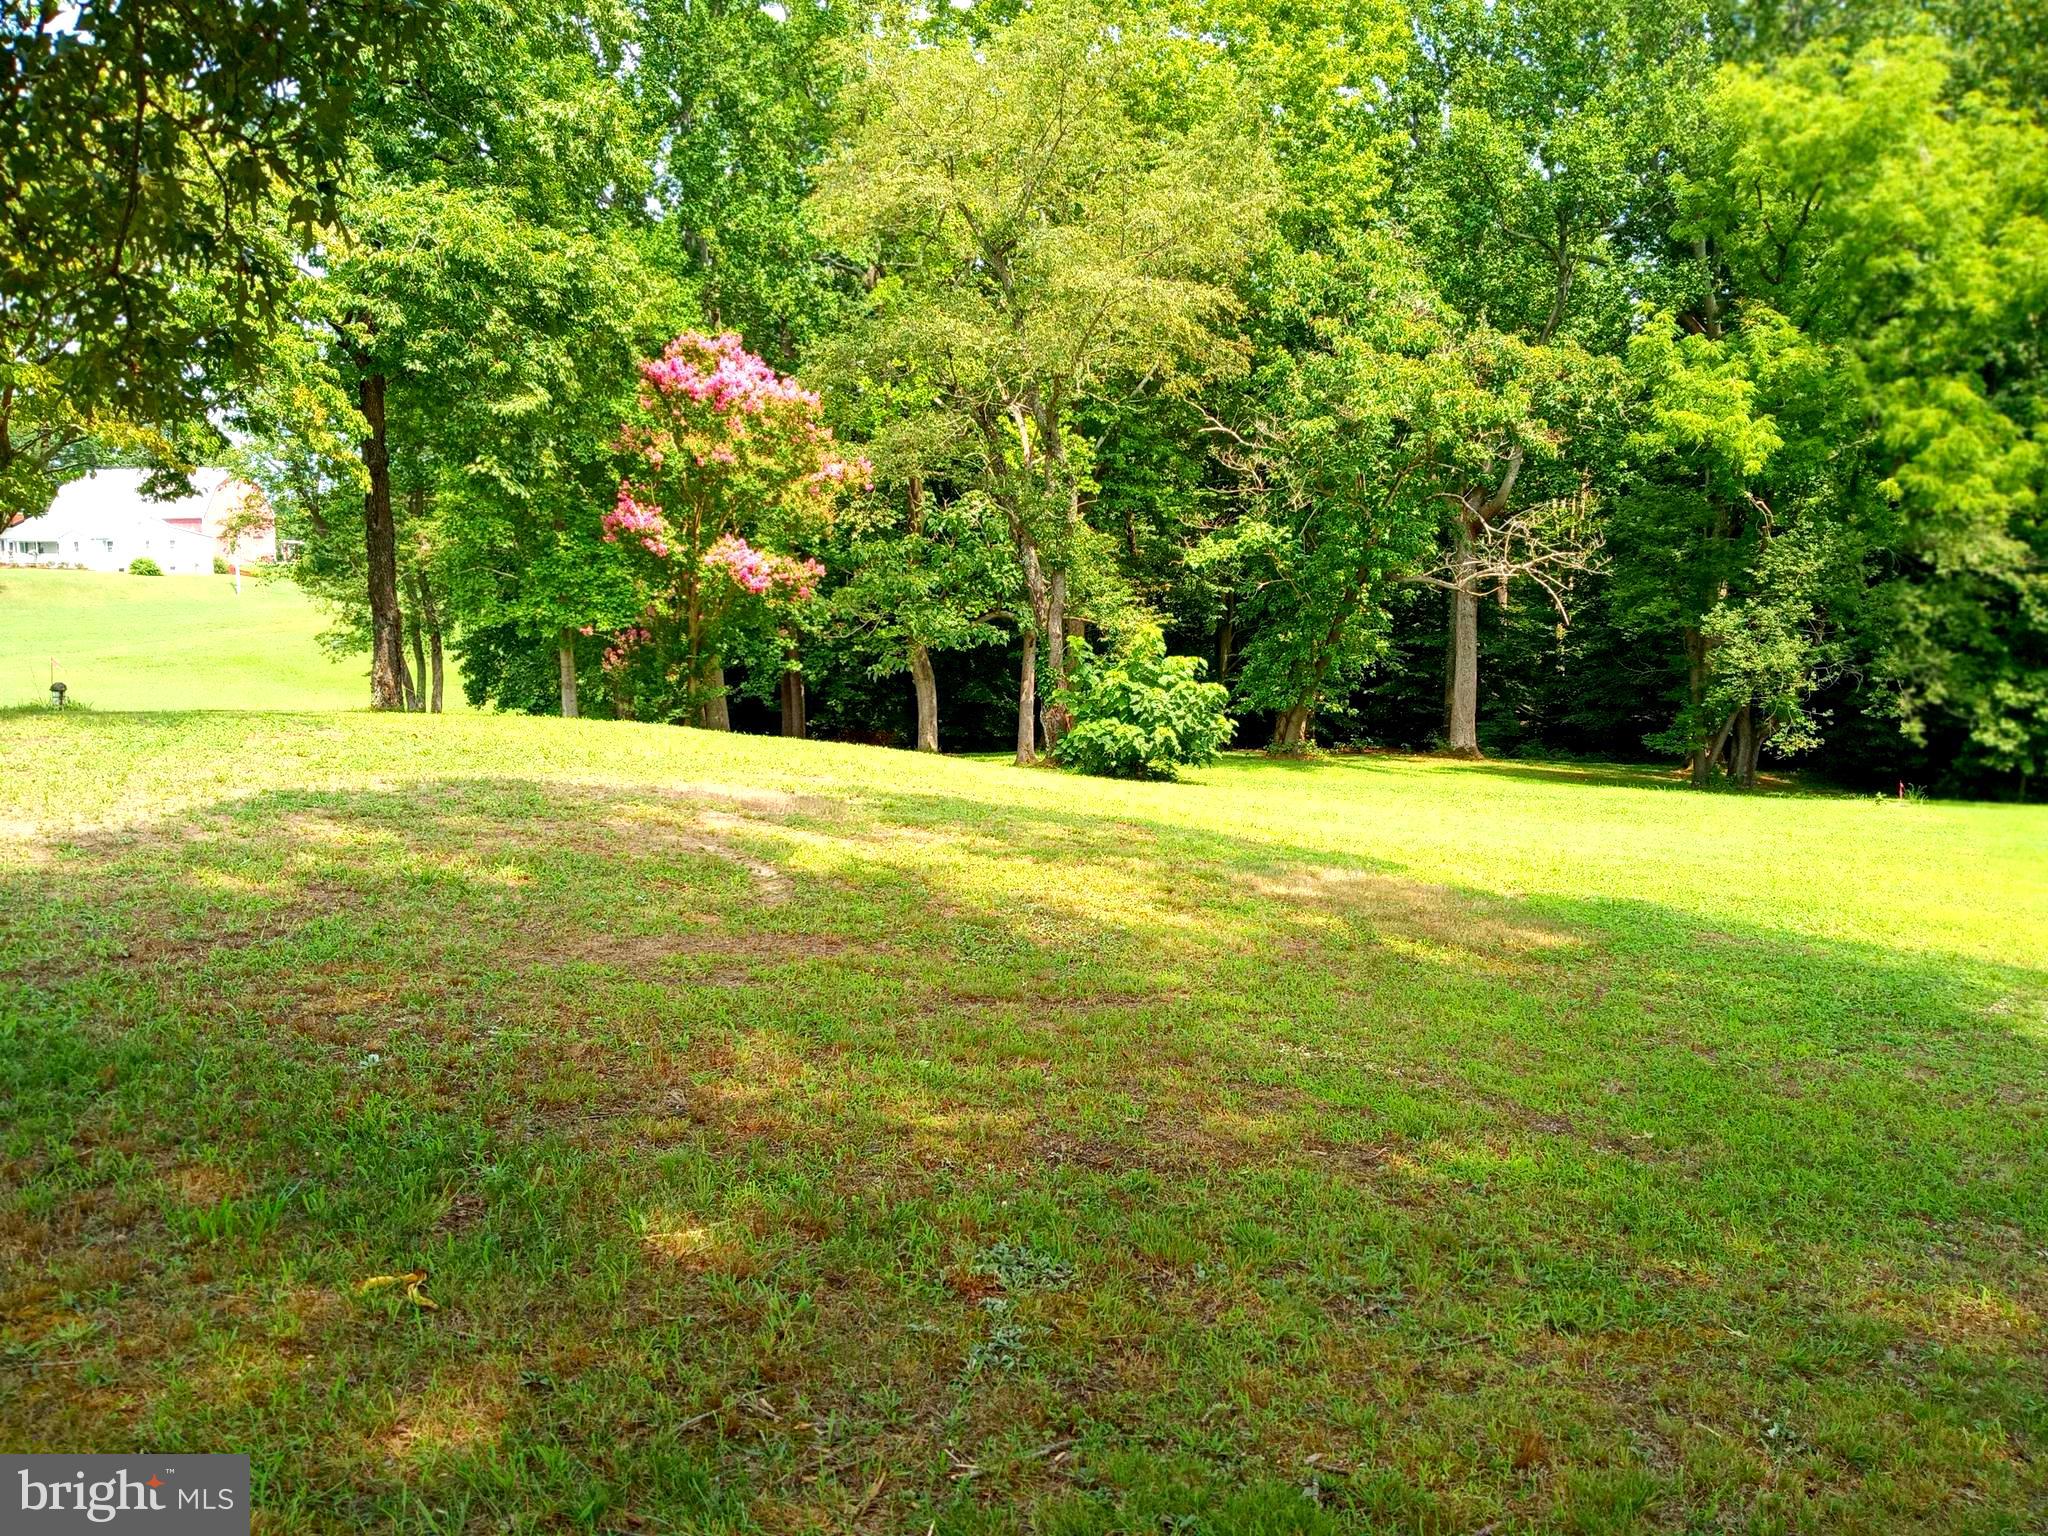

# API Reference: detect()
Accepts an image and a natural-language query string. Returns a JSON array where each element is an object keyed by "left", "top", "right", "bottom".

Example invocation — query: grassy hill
[
  {"left": 2, "top": 711, "right": 2044, "bottom": 1532},
  {"left": 0, "top": 566, "right": 373, "bottom": 711}
]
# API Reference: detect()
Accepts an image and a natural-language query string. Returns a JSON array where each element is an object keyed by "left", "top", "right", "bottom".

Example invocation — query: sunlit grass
[
  {"left": 2, "top": 710, "right": 2043, "bottom": 1533},
  {"left": 0, "top": 567, "right": 376, "bottom": 711}
]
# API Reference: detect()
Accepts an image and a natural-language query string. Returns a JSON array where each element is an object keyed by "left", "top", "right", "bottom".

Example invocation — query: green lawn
[
  {"left": 0, "top": 567, "right": 374, "bottom": 711},
  {"left": 1, "top": 711, "right": 2043, "bottom": 1533}
]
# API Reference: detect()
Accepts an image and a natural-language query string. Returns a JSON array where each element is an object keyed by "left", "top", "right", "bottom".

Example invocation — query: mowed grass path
[
  {"left": 0, "top": 568, "right": 373, "bottom": 711},
  {"left": 1, "top": 712, "right": 2043, "bottom": 1534}
]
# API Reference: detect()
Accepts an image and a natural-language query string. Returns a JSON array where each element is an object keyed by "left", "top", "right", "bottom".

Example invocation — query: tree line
[{"left": 5, "top": 0, "right": 2044, "bottom": 794}]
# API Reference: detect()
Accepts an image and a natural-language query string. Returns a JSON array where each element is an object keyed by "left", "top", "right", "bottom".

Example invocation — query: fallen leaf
[
  {"left": 356, "top": 1270, "right": 438, "bottom": 1310},
  {"left": 852, "top": 1468, "right": 886, "bottom": 1518}
]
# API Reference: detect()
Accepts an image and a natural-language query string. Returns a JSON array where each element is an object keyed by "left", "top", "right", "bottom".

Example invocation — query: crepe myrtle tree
[{"left": 602, "top": 331, "right": 862, "bottom": 726}]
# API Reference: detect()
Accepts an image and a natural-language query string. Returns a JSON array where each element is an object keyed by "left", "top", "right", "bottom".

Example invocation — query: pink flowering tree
[{"left": 603, "top": 331, "right": 863, "bottom": 726}]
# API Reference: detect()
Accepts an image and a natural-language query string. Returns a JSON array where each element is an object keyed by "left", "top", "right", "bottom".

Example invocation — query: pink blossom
[
  {"left": 705, "top": 533, "right": 776, "bottom": 594},
  {"left": 809, "top": 454, "right": 876, "bottom": 491},
  {"left": 703, "top": 535, "right": 824, "bottom": 601},
  {"left": 601, "top": 625, "right": 653, "bottom": 672},
  {"left": 602, "top": 485, "right": 672, "bottom": 558},
  {"left": 638, "top": 332, "right": 821, "bottom": 418}
]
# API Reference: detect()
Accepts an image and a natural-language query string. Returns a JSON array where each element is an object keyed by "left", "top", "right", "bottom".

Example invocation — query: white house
[{"left": 0, "top": 468, "right": 276, "bottom": 574}]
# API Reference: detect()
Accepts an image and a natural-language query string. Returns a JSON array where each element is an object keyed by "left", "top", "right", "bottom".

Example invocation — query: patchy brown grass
[{"left": 2, "top": 718, "right": 2043, "bottom": 1533}]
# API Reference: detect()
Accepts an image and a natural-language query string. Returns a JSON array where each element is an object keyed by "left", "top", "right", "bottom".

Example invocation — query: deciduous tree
[
  {"left": 0, "top": 0, "right": 429, "bottom": 516},
  {"left": 809, "top": 0, "right": 1276, "bottom": 762}
]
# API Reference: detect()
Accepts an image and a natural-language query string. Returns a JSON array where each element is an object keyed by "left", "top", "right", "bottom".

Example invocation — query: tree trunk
[
  {"left": 416, "top": 570, "right": 445, "bottom": 714},
  {"left": 404, "top": 589, "right": 428, "bottom": 713},
  {"left": 779, "top": 668, "right": 806, "bottom": 738},
  {"left": 397, "top": 620, "right": 420, "bottom": 713},
  {"left": 1444, "top": 581, "right": 1480, "bottom": 757},
  {"left": 557, "top": 629, "right": 579, "bottom": 719},
  {"left": 1045, "top": 569, "right": 1066, "bottom": 681},
  {"left": 1272, "top": 702, "right": 1312, "bottom": 750},
  {"left": 1693, "top": 235, "right": 1723, "bottom": 341},
  {"left": 1695, "top": 707, "right": 1740, "bottom": 788},
  {"left": 1016, "top": 632, "right": 1038, "bottom": 765},
  {"left": 1040, "top": 569, "right": 1071, "bottom": 750},
  {"left": 905, "top": 477, "right": 940, "bottom": 754},
  {"left": 909, "top": 642, "right": 939, "bottom": 752},
  {"left": 1011, "top": 523, "right": 1051, "bottom": 765},
  {"left": 1684, "top": 626, "right": 1711, "bottom": 784},
  {"left": 357, "top": 372, "right": 405, "bottom": 711},
  {"left": 698, "top": 662, "right": 730, "bottom": 730},
  {"left": 1215, "top": 598, "right": 1234, "bottom": 686},
  {"left": 1753, "top": 713, "right": 1779, "bottom": 784},
  {"left": 1734, "top": 704, "right": 1759, "bottom": 788}
]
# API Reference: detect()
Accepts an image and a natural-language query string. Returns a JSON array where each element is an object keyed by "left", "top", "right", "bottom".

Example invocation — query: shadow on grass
[
  {"left": 1, "top": 774, "right": 2043, "bottom": 1532},
  {"left": 1458, "top": 758, "right": 1848, "bottom": 798},
  {"left": 1454, "top": 759, "right": 1693, "bottom": 793},
  {"left": 1201, "top": 742, "right": 1855, "bottom": 801},
  {"left": 1239, "top": 748, "right": 1837, "bottom": 800}
]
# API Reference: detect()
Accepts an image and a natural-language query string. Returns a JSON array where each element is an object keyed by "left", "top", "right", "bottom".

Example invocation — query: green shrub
[
  {"left": 128, "top": 557, "right": 162, "bottom": 576},
  {"left": 212, "top": 554, "right": 229, "bottom": 575},
  {"left": 1052, "top": 627, "right": 1233, "bottom": 781}
]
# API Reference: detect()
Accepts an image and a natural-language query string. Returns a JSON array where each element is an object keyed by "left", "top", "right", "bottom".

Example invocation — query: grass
[
  {"left": 0, "top": 567, "right": 375, "bottom": 711},
  {"left": 1, "top": 710, "right": 2043, "bottom": 1534}
]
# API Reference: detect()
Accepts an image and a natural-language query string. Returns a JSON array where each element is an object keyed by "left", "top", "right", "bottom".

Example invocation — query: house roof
[{"left": 7, "top": 469, "right": 233, "bottom": 546}]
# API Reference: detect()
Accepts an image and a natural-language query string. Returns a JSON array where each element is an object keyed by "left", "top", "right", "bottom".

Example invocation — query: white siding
[{"left": 0, "top": 469, "right": 265, "bottom": 574}]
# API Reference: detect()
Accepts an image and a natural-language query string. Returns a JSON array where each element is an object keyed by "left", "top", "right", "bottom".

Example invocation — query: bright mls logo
[{"left": 5, "top": 1456, "right": 249, "bottom": 1533}]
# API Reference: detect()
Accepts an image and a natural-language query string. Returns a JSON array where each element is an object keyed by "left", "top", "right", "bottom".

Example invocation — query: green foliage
[
  {"left": 223, "top": 0, "right": 688, "bottom": 712},
  {"left": 1183, "top": 0, "right": 1408, "bottom": 247},
  {"left": 827, "top": 489, "right": 1016, "bottom": 678},
  {"left": 19, "top": 0, "right": 2048, "bottom": 789},
  {"left": 1643, "top": 34, "right": 2048, "bottom": 787},
  {"left": 453, "top": 619, "right": 561, "bottom": 715},
  {"left": 1053, "top": 627, "right": 1233, "bottom": 780},
  {"left": 1611, "top": 308, "right": 1865, "bottom": 777},
  {"left": 632, "top": 0, "right": 851, "bottom": 356},
  {"left": 1205, "top": 237, "right": 1480, "bottom": 736},
  {"left": 0, "top": 1, "right": 430, "bottom": 516},
  {"left": 809, "top": 0, "right": 1278, "bottom": 752},
  {"left": 239, "top": 183, "right": 675, "bottom": 703},
  {"left": 126, "top": 558, "right": 162, "bottom": 577}
]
